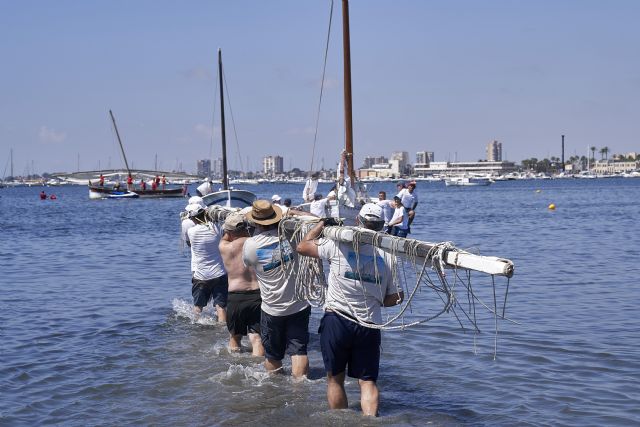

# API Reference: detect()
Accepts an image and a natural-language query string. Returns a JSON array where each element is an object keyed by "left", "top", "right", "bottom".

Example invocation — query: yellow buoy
[{"left": 548, "top": 203, "right": 556, "bottom": 210}]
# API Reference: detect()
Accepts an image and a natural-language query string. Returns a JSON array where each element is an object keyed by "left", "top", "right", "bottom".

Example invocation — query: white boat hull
[{"left": 202, "top": 189, "right": 257, "bottom": 208}]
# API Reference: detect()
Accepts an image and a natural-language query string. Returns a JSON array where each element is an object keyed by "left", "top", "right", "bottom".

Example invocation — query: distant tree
[
  {"left": 601, "top": 146, "right": 609, "bottom": 160},
  {"left": 590, "top": 146, "right": 597, "bottom": 163}
]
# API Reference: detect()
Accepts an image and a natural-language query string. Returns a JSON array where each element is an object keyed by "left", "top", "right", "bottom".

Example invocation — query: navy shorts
[
  {"left": 319, "top": 311, "right": 381, "bottom": 381},
  {"left": 261, "top": 306, "right": 311, "bottom": 361},
  {"left": 191, "top": 274, "right": 228, "bottom": 309},
  {"left": 226, "top": 289, "right": 262, "bottom": 336}
]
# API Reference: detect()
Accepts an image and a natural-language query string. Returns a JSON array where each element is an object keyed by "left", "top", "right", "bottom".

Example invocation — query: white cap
[
  {"left": 271, "top": 194, "right": 281, "bottom": 202},
  {"left": 185, "top": 200, "right": 206, "bottom": 217},
  {"left": 188, "top": 196, "right": 203, "bottom": 205},
  {"left": 358, "top": 203, "right": 383, "bottom": 221}
]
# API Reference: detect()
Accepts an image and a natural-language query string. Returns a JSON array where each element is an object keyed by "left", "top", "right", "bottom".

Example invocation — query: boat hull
[
  {"left": 444, "top": 177, "right": 493, "bottom": 187},
  {"left": 89, "top": 186, "right": 139, "bottom": 199},
  {"left": 202, "top": 189, "right": 257, "bottom": 208}
]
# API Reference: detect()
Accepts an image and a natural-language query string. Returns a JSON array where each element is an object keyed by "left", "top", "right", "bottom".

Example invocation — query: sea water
[{"left": 1, "top": 179, "right": 638, "bottom": 426}]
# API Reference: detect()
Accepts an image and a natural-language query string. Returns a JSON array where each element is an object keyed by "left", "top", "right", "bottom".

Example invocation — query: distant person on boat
[
  {"left": 271, "top": 194, "right": 281, "bottom": 205},
  {"left": 161, "top": 174, "right": 166, "bottom": 190},
  {"left": 337, "top": 150, "right": 356, "bottom": 208},
  {"left": 242, "top": 200, "right": 311, "bottom": 378},
  {"left": 283, "top": 198, "right": 292, "bottom": 208},
  {"left": 303, "top": 172, "right": 320, "bottom": 203},
  {"left": 186, "top": 200, "right": 228, "bottom": 322},
  {"left": 99, "top": 174, "right": 105, "bottom": 187},
  {"left": 388, "top": 196, "right": 409, "bottom": 237},
  {"left": 126, "top": 174, "right": 133, "bottom": 191},
  {"left": 151, "top": 179, "right": 158, "bottom": 191},
  {"left": 196, "top": 179, "right": 214, "bottom": 197},
  {"left": 396, "top": 181, "right": 418, "bottom": 230},
  {"left": 219, "top": 212, "right": 264, "bottom": 357},
  {"left": 297, "top": 203, "right": 404, "bottom": 417},
  {"left": 113, "top": 181, "right": 121, "bottom": 191},
  {"left": 310, "top": 192, "right": 332, "bottom": 217},
  {"left": 140, "top": 179, "right": 146, "bottom": 191},
  {"left": 39, "top": 190, "right": 47, "bottom": 200},
  {"left": 376, "top": 191, "right": 394, "bottom": 233}
]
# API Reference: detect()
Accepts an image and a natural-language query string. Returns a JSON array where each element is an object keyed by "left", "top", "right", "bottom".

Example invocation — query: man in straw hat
[
  {"left": 185, "top": 199, "right": 228, "bottom": 322},
  {"left": 297, "top": 203, "right": 404, "bottom": 416},
  {"left": 242, "top": 200, "right": 311, "bottom": 378},
  {"left": 219, "top": 212, "right": 264, "bottom": 357}
]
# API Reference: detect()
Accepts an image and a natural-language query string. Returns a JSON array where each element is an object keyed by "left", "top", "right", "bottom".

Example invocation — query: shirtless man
[{"left": 219, "top": 212, "right": 264, "bottom": 357}]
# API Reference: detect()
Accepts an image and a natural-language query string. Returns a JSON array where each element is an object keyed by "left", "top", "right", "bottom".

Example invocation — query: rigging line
[
  {"left": 209, "top": 64, "right": 219, "bottom": 167},
  {"left": 310, "top": 0, "right": 335, "bottom": 174},
  {"left": 222, "top": 66, "right": 245, "bottom": 173}
]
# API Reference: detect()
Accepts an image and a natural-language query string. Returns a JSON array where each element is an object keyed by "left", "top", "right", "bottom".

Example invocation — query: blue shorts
[
  {"left": 319, "top": 312, "right": 381, "bottom": 381},
  {"left": 260, "top": 306, "right": 311, "bottom": 361},
  {"left": 391, "top": 227, "right": 408, "bottom": 238},
  {"left": 191, "top": 274, "right": 228, "bottom": 309}
]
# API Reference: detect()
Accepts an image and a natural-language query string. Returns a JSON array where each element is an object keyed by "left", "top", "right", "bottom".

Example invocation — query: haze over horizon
[{"left": 1, "top": 0, "right": 638, "bottom": 176}]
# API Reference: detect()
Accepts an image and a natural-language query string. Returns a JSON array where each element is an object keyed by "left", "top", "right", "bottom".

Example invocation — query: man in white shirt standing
[
  {"left": 376, "top": 191, "right": 394, "bottom": 233},
  {"left": 388, "top": 196, "right": 409, "bottom": 237},
  {"left": 396, "top": 181, "right": 419, "bottom": 230},
  {"left": 242, "top": 200, "right": 311, "bottom": 378},
  {"left": 297, "top": 203, "right": 404, "bottom": 416},
  {"left": 186, "top": 200, "right": 228, "bottom": 322}
]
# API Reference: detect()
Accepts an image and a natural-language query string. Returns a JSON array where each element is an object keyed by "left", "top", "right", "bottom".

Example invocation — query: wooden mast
[
  {"left": 342, "top": 0, "right": 356, "bottom": 187},
  {"left": 218, "top": 48, "right": 229, "bottom": 191},
  {"left": 109, "top": 110, "right": 132, "bottom": 177}
]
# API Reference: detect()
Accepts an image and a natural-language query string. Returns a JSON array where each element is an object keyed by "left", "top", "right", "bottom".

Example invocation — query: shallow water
[{"left": 1, "top": 179, "right": 639, "bottom": 426}]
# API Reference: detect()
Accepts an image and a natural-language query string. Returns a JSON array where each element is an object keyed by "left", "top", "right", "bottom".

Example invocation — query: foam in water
[{"left": 171, "top": 297, "right": 219, "bottom": 325}]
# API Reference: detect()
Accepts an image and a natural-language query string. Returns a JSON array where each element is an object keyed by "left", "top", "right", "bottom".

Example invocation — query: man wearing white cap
[
  {"left": 242, "top": 200, "right": 311, "bottom": 378},
  {"left": 186, "top": 200, "right": 228, "bottom": 321},
  {"left": 182, "top": 196, "right": 204, "bottom": 248},
  {"left": 297, "top": 203, "right": 404, "bottom": 416}
]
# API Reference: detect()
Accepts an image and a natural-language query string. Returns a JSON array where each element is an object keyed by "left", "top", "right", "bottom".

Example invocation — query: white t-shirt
[
  {"left": 396, "top": 188, "right": 418, "bottom": 210},
  {"left": 181, "top": 218, "right": 195, "bottom": 247},
  {"left": 242, "top": 229, "right": 309, "bottom": 316},
  {"left": 197, "top": 181, "right": 213, "bottom": 196},
  {"left": 310, "top": 198, "right": 329, "bottom": 217},
  {"left": 187, "top": 223, "right": 226, "bottom": 280},
  {"left": 390, "top": 206, "right": 408, "bottom": 230},
  {"left": 317, "top": 239, "right": 397, "bottom": 324},
  {"left": 302, "top": 178, "right": 318, "bottom": 203}
]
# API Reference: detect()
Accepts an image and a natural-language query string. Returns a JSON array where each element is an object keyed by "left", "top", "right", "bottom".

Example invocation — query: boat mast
[
  {"left": 218, "top": 48, "right": 229, "bottom": 191},
  {"left": 342, "top": 0, "right": 355, "bottom": 187},
  {"left": 108, "top": 110, "right": 132, "bottom": 177}
]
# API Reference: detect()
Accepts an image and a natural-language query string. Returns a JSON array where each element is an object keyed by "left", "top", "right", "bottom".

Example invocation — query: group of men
[
  {"left": 181, "top": 196, "right": 404, "bottom": 416},
  {"left": 376, "top": 181, "right": 419, "bottom": 237}
]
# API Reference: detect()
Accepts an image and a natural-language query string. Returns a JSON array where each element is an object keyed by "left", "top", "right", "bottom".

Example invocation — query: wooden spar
[
  {"left": 321, "top": 225, "right": 515, "bottom": 277},
  {"left": 109, "top": 110, "right": 132, "bottom": 177},
  {"left": 218, "top": 48, "right": 229, "bottom": 191},
  {"left": 203, "top": 206, "right": 514, "bottom": 277},
  {"left": 342, "top": 0, "right": 356, "bottom": 187}
]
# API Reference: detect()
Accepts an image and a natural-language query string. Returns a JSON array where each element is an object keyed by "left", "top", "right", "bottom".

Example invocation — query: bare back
[{"left": 219, "top": 234, "right": 259, "bottom": 292}]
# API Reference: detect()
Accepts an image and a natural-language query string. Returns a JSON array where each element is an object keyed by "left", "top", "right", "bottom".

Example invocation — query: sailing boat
[
  {"left": 201, "top": 49, "right": 257, "bottom": 208},
  {"left": 88, "top": 110, "right": 185, "bottom": 199}
]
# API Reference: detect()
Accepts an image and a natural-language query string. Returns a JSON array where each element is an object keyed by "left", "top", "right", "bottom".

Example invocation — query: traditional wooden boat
[{"left": 89, "top": 111, "right": 186, "bottom": 199}]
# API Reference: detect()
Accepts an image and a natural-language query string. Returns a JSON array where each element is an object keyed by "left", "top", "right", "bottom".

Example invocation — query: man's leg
[
  {"left": 291, "top": 354, "right": 309, "bottom": 378},
  {"left": 216, "top": 305, "right": 227, "bottom": 323},
  {"left": 359, "top": 379, "right": 379, "bottom": 416},
  {"left": 327, "top": 371, "right": 348, "bottom": 410},
  {"left": 265, "top": 358, "right": 283, "bottom": 373},
  {"left": 228, "top": 334, "right": 242, "bottom": 352},
  {"left": 248, "top": 332, "right": 264, "bottom": 357}
]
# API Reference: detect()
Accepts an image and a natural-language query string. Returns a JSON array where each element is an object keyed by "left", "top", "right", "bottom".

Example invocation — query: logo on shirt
[
  {"left": 256, "top": 240, "right": 293, "bottom": 272},
  {"left": 343, "top": 251, "right": 385, "bottom": 283}
]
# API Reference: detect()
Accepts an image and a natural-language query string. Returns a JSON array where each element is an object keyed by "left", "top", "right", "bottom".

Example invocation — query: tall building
[
  {"left": 196, "top": 159, "right": 211, "bottom": 177},
  {"left": 212, "top": 158, "right": 223, "bottom": 178},
  {"left": 263, "top": 155, "right": 284, "bottom": 175},
  {"left": 362, "top": 155, "right": 388, "bottom": 168},
  {"left": 487, "top": 140, "right": 502, "bottom": 162},
  {"left": 416, "top": 151, "right": 434, "bottom": 165}
]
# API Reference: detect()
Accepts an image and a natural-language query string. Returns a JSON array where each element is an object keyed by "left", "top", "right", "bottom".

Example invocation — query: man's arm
[
  {"left": 383, "top": 291, "right": 404, "bottom": 307},
  {"left": 296, "top": 221, "right": 324, "bottom": 259}
]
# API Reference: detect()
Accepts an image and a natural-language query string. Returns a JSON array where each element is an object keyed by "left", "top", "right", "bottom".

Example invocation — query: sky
[{"left": 1, "top": 0, "right": 639, "bottom": 175}]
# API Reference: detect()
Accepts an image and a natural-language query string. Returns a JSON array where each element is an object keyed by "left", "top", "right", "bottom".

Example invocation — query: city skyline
[{"left": 1, "top": 1, "right": 639, "bottom": 175}]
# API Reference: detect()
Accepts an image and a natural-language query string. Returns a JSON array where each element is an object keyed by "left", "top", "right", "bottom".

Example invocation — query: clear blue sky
[{"left": 1, "top": 0, "right": 638, "bottom": 175}]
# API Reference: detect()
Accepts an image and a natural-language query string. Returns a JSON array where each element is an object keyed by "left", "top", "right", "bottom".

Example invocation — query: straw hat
[{"left": 246, "top": 200, "right": 283, "bottom": 225}]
